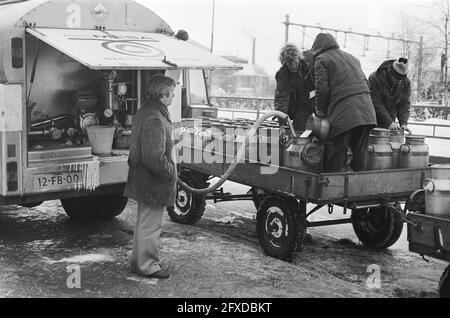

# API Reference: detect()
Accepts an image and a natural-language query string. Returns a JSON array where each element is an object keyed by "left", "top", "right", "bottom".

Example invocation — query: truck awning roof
[{"left": 26, "top": 28, "right": 240, "bottom": 70}]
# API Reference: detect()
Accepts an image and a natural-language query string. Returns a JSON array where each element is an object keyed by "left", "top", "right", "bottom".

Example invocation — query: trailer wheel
[
  {"left": 352, "top": 207, "right": 403, "bottom": 249},
  {"left": 167, "top": 172, "right": 207, "bottom": 225},
  {"left": 256, "top": 196, "right": 306, "bottom": 262},
  {"left": 439, "top": 265, "right": 450, "bottom": 298},
  {"left": 61, "top": 194, "right": 128, "bottom": 220}
]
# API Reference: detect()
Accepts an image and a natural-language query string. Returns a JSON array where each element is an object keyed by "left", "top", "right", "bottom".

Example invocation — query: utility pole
[
  {"left": 252, "top": 37, "right": 256, "bottom": 65},
  {"left": 210, "top": 0, "right": 215, "bottom": 52},
  {"left": 284, "top": 14, "right": 290, "bottom": 43},
  {"left": 208, "top": 0, "right": 216, "bottom": 97}
]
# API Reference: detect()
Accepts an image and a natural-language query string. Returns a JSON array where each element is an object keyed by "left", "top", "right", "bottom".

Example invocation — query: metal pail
[{"left": 86, "top": 126, "right": 115, "bottom": 155}]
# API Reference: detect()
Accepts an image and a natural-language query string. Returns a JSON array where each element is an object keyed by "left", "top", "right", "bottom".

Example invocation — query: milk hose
[{"left": 177, "top": 111, "right": 297, "bottom": 194}]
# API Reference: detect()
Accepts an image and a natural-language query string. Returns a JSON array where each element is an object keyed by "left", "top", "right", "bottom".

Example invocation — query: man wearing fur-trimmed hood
[
  {"left": 312, "top": 33, "right": 377, "bottom": 172},
  {"left": 368, "top": 58, "right": 412, "bottom": 134}
]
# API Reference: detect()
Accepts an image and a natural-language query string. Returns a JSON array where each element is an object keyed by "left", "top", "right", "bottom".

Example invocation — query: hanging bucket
[{"left": 86, "top": 126, "right": 115, "bottom": 155}]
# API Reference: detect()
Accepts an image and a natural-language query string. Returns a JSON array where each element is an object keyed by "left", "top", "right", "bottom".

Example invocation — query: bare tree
[
  {"left": 397, "top": 12, "right": 439, "bottom": 102},
  {"left": 417, "top": 0, "right": 450, "bottom": 105}
]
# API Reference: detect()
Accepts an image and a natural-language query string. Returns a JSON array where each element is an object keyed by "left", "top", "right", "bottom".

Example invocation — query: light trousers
[{"left": 131, "top": 202, "right": 165, "bottom": 275}]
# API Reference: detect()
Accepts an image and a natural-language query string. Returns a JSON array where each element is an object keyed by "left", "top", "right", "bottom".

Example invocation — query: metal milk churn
[
  {"left": 245, "top": 132, "right": 259, "bottom": 163},
  {"left": 283, "top": 136, "right": 323, "bottom": 173},
  {"left": 234, "top": 126, "right": 248, "bottom": 162},
  {"left": 198, "top": 128, "right": 213, "bottom": 150},
  {"left": 180, "top": 126, "right": 197, "bottom": 163},
  {"left": 399, "top": 135, "right": 429, "bottom": 168},
  {"left": 367, "top": 128, "right": 393, "bottom": 170},
  {"left": 235, "top": 124, "right": 257, "bottom": 163},
  {"left": 222, "top": 124, "right": 236, "bottom": 161},
  {"left": 258, "top": 127, "right": 279, "bottom": 163},
  {"left": 423, "top": 178, "right": 450, "bottom": 218},
  {"left": 389, "top": 129, "right": 405, "bottom": 169}
]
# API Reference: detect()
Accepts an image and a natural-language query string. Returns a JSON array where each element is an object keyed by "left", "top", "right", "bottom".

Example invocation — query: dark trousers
[
  {"left": 324, "top": 125, "right": 372, "bottom": 173},
  {"left": 292, "top": 107, "right": 314, "bottom": 131}
]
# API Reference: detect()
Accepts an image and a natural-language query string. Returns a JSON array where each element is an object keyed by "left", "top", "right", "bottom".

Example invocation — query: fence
[{"left": 211, "top": 96, "right": 450, "bottom": 141}]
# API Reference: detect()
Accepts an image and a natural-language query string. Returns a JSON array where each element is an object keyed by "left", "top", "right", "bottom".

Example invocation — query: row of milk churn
[
  {"left": 176, "top": 117, "right": 323, "bottom": 173},
  {"left": 367, "top": 128, "right": 429, "bottom": 170},
  {"left": 176, "top": 118, "right": 282, "bottom": 163}
]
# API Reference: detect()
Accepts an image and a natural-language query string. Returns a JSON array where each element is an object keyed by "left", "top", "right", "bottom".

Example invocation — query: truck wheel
[
  {"left": 19, "top": 201, "right": 43, "bottom": 208},
  {"left": 352, "top": 207, "right": 403, "bottom": 249},
  {"left": 167, "top": 172, "right": 207, "bottom": 225},
  {"left": 439, "top": 265, "right": 450, "bottom": 298},
  {"left": 61, "top": 194, "right": 128, "bottom": 220},
  {"left": 256, "top": 196, "right": 306, "bottom": 262}
]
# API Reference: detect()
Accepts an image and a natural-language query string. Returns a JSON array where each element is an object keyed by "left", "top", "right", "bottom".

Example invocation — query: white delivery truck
[{"left": 0, "top": 0, "right": 238, "bottom": 219}]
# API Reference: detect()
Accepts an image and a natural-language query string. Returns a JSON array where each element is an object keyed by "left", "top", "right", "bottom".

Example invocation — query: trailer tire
[
  {"left": 352, "top": 207, "right": 403, "bottom": 249},
  {"left": 439, "top": 265, "right": 450, "bottom": 298},
  {"left": 167, "top": 172, "right": 207, "bottom": 225},
  {"left": 61, "top": 194, "right": 128, "bottom": 220},
  {"left": 256, "top": 196, "right": 306, "bottom": 262}
]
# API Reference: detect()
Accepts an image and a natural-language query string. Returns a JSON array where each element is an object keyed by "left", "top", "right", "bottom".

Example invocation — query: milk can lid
[
  {"left": 302, "top": 142, "right": 322, "bottom": 166},
  {"left": 370, "top": 128, "right": 390, "bottom": 137}
]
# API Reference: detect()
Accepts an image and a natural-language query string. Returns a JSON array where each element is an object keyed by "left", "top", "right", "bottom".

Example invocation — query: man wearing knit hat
[{"left": 368, "top": 58, "right": 412, "bottom": 134}]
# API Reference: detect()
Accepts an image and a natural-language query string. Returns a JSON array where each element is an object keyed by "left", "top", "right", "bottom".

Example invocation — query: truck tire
[
  {"left": 256, "top": 196, "right": 306, "bottom": 262},
  {"left": 61, "top": 194, "right": 128, "bottom": 220},
  {"left": 167, "top": 172, "right": 207, "bottom": 225},
  {"left": 439, "top": 265, "right": 450, "bottom": 298},
  {"left": 352, "top": 207, "right": 403, "bottom": 249}
]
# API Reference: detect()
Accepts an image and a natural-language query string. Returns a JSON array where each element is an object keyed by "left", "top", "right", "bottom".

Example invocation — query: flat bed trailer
[{"left": 170, "top": 141, "right": 432, "bottom": 262}]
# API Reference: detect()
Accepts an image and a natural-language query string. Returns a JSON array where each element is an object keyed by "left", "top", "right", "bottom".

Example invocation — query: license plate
[{"left": 33, "top": 172, "right": 83, "bottom": 191}]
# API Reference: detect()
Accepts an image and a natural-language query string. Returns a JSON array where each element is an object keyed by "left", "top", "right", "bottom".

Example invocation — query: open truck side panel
[{"left": 0, "top": 0, "right": 239, "bottom": 211}]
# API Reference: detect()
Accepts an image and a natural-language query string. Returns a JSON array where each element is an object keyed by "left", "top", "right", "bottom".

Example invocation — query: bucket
[{"left": 86, "top": 126, "right": 115, "bottom": 155}]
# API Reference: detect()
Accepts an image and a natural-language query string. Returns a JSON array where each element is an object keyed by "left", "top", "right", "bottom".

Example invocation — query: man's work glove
[
  {"left": 401, "top": 124, "right": 412, "bottom": 135},
  {"left": 388, "top": 122, "right": 401, "bottom": 130}
]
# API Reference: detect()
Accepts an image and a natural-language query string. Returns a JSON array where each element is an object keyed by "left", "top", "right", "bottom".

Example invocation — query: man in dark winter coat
[
  {"left": 274, "top": 43, "right": 315, "bottom": 131},
  {"left": 312, "top": 33, "right": 377, "bottom": 172},
  {"left": 368, "top": 58, "right": 412, "bottom": 134},
  {"left": 124, "top": 74, "right": 177, "bottom": 279}
]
